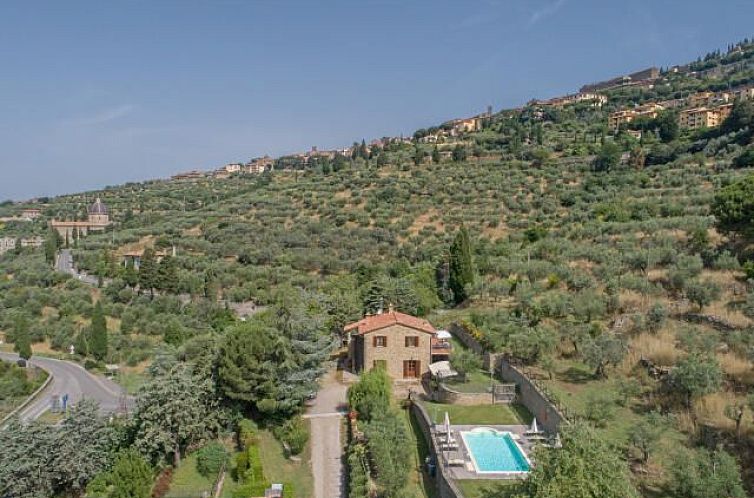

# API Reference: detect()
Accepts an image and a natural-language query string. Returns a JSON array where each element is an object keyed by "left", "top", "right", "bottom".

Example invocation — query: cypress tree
[
  {"left": 13, "top": 316, "right": 32, "bottom": 361},
  {"left": 89, "top": 302, "right": 108, "bottom": 361},
  {"left": 448, "top": 226, "right": 474, "bottom": 304},
  {"left": 157, "top": 255, "right": 179, "bottom": 294},
  {"left": 138, "top": 248, "right": 158, "bottom": 297}
]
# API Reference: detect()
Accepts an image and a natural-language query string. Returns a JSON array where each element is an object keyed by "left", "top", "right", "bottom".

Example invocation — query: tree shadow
[{"left": 558, "top": 366, "right": 594, "bottom": 384}]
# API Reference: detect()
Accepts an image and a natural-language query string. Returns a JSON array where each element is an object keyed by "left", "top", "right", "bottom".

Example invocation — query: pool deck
[{"left": 432, "top": 424, "right": 537, "bottom": 480}]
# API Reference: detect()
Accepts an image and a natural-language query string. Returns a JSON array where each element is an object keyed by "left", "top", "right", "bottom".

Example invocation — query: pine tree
[
  {"left": 448, "top": 226, "right": 474, "bottom": 304},
  {"left": 89, "top": 302, "right": 108, "bottom": 361}
]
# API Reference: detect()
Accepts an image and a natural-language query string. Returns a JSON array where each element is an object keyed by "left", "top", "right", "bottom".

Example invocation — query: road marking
[{"left": 303, "top": 411, "right": 346, "bottom": 419}]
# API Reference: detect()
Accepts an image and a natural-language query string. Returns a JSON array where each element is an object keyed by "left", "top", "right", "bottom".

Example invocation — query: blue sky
[{"left": 1, "top": 0, "right": 753, "bottom": 200}]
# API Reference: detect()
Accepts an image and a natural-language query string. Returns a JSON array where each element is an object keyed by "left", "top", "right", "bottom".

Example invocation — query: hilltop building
[
  {"left": 171, "top": 170, "right": 206, "bottom": 181},
  {"left": 678, "top": 104, "right": 733, "bottom": 129},
  {"left": 580, "top": 67, "right": 660, "bottom": 93},
  {"left": 50, "top": 198, "right": 111, "bottom": 239},
  {"left": 608, "top": 103, "right": 664, "bottom": 131},
  {"left": 530, "top": 92, "right": 607, "bottom": 108},
  {"left": 245, "top": 155, "right": 274, "bottom": 174}
]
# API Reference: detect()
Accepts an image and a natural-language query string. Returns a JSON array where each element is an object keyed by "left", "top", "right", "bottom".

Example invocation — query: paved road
[
  {"left": 0, "top": 352, "right": 124, "bottom": 422},
  {"left": 305, "top": 370, "right": 348, "bottom": 498},
  {"left": 56, "top": 249, "right": 99, "bottom": 286}
]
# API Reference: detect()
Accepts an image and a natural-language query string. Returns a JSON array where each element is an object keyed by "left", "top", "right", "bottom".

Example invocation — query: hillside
[{"left": 1, "top": 38, "right": 754, "bottom": 498}]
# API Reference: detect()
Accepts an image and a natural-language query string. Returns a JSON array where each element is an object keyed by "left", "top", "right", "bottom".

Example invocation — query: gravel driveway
[{"left": 306, "top": 370, "right": 348, "bottom": 498}]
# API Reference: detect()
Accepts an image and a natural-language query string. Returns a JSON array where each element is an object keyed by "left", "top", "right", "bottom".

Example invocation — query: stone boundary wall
[
  {"left": 448, "top": 322, "right": 485, "bottom": 355},
  {"left": 449, "top": 322, "right": 568, "bottom": 434},
  {"left": 494, "top": 357, "right": 567, "bottom": 434},
  {"left": 410, "top": 401, "right": 464, "bottom": 498}
]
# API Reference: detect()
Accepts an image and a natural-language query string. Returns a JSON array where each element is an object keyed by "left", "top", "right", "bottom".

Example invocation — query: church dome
[{"left": 88, "top": 197, "right": 108, "bottom": 215}]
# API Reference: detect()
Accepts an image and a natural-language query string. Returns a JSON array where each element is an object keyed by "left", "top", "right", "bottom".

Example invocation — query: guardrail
[{"left": 0, "top": 365, "right": 53, "bottom": 427}]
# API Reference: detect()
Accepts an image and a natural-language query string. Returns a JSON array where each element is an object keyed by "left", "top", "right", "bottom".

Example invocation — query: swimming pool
[{"left": 460, "top": 428, "right": 531, "bottom": 474}]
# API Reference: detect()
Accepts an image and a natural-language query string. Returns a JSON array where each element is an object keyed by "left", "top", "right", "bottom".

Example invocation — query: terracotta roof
[{"left": 344, "top": 311, "right": 436, "bottom": 335}]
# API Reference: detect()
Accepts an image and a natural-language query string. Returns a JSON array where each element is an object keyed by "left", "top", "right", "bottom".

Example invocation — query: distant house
[
  {"left": 245, "top": 155, "right": 274, "bottom": 174},
  {"left": 224, "top": 163, "right": 243, "bottom": 174},
  {"left": 450, "top": 117, "right": 482, "bottom": 134},
  {"left": 608, "top": 103, "right": 664, "bottom": 131},
  {"left": 20, "top": 236, "right": 44, "bottom": 248},
  {"left": 531, "top": 92, "right": 607, "bottom": 108},
  {"left": 171, "top": 170, "right": 206, "bottom": 181},
  {"left": 21, "top": 208, "right": 41, "bottom": 220},
  {"left": 678, "top": 104, "right": 733, "bottom": 129},
  {"left": 0, "top": 237, "right": 16, "bottom": 255},
  {"left": 345, "top": 307, "right": 450, "bottom": 381}
]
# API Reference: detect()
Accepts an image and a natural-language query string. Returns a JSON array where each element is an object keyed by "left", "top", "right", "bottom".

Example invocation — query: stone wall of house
[
  {"left": 364, "top": 324, "right": 432, "bottom": 380},
  {"left": 410, "top": 401, "right": 464, "bottom": 498},
  {"left": 494, "top": 357, "right": 567, "bottom": 434}
]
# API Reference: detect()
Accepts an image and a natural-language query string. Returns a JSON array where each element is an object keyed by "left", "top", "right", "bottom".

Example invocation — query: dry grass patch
[
  {"left": 693, "top": 392, "right": 753, "bottom": 432},
  {"left": 717, "top": 353, "right": 754, "bottom": 386},
  {"left": 627, "top": 331, "right": 681, "bottom": 367}
]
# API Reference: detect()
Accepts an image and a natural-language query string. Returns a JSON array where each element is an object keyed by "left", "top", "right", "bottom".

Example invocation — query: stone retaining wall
[
  {"left": 433, "top": 383, "right": 494, "bottom": 405},
  {"left": 410, "top": 401, "right": 464, "bottom": 498},
  {"left": 494, "top": 357, "right": 567, "bottom": 434},
  {"left": 448, "top": 323, "right": 485, "bottom": 355}
]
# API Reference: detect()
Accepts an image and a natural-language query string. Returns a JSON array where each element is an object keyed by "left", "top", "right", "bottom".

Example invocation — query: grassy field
[
  {"left": 443, "top": 368, "right": 498, "bottom": 393},
  {"left": 457, "top": 479, "right": 520, "bottom": 498},
  {"left": 255, "top": 430, "right": 313, "bottom": 498},
  {"left": 419, "top": 401, "right": 531, "bottom": 426},
  {"left": 165, "top": 452, "right": 215, "bottom": 498},
  {"left": 401, "top": 405, "right": 438, "bottom": 498}
]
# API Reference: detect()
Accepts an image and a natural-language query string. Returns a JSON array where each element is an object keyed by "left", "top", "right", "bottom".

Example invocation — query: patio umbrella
[
  {"left": 530, "top": 418, "right": 538, "bottom": 434},
  {"left": 444, "top": 412, "right": 451, "bottom": 436}
]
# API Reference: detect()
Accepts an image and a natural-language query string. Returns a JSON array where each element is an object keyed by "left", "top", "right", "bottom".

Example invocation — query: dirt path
[{"left": 305, "top": 370, "right": 348, "bottom": 498}]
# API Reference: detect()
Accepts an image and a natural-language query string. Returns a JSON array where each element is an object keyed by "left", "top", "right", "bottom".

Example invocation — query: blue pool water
[{"left": 461, "top": 429, "right": 530, "bottom": 473}]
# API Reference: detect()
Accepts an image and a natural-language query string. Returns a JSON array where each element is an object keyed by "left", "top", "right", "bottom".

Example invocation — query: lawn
[
  {"left": 401, "top": 405, "right": 438, "bottom": 498},
  {"left": 255, "top": 429, "right": 314, "bottom": 498},
  {"left": 443, "top": 368, "right": 498, "bottom": 393},
  {"left": 457, "top": 479, "right": 521, "bottom": 498},
  {"left": 419, "top": 401, "right": 531, "bottom": 426},
  {"left": 165, "top": 452, "right": 215, "bottom": 498},
  {"left": 116, "top": 370, "right": 148, "bottom": 395}
]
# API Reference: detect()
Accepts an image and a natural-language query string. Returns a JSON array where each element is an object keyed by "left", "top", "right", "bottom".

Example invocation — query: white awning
[
  {"left": 435, "top": 330, "right": 452, "bottom": 339},
  {"left": 429, "top": 361, "right": 458, "bottom": 379}
]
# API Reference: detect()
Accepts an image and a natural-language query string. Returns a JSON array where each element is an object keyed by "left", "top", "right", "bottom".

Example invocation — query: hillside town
[{"left": 2, "top": 20, "right": 754, "bottom": 498}]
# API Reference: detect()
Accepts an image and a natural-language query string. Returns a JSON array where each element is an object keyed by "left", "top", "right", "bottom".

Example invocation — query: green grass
[
  {"left": 542, "top": 358, "right": 688, "bottom": 475},
  {"left": 401, "top": 405, "right": 438, "bottom": 498},
  {"left": 165, "top": 452, "right": 215, "bottom": 498},
  {"left": 419, "top": 401, "right": 531, "bottom": 426},
  {"left": 443, "top": 368, "right": 498, "bottom": 393},
  {"left": 255, "top": 429, "right": 313, "bottom": 498},
  {"left": 116, "top": 371, "right": 148, "bottom": 395},
  {"left": 457, "top": 479, "right": 520, "bottom": 498}
]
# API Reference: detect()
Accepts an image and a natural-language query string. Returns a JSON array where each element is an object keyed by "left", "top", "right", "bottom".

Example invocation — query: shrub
[
  {"left": 196, "top": 442, "right": 228, "bottom": 478},
  {"left": 273, "top": 416, "right": 309, "bottom": 456},
  {"left": 237, "top": 418, "right": 258, "bottom": 450}
]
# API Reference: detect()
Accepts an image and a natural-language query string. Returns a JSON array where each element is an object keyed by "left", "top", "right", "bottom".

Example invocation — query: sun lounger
[{"left": 448, "top": 458, "right": 465, "bottom": 466}]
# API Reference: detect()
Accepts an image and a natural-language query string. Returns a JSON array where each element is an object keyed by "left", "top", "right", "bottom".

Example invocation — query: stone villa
[{"left": 345, "top": 308, "right": 451, "bottom": 381}]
